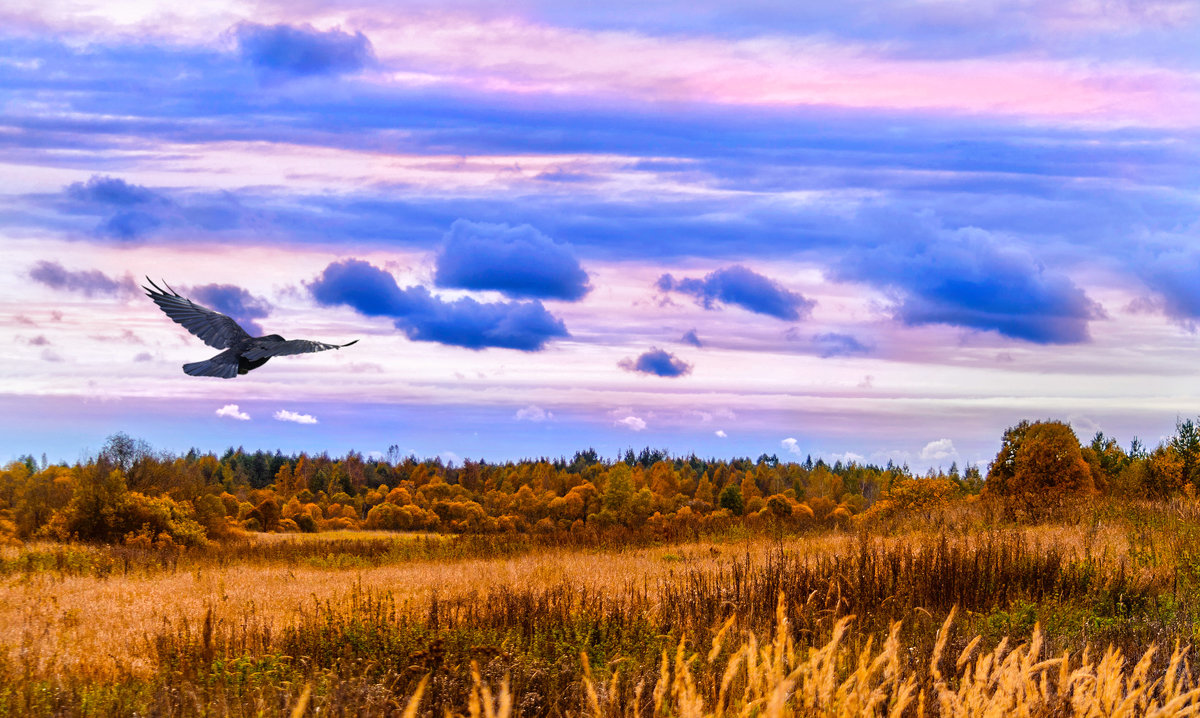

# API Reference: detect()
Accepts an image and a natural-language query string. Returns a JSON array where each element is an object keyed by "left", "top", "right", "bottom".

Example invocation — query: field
[{"left": 5, "top": 499, "right": 1200, "bottom": 716}]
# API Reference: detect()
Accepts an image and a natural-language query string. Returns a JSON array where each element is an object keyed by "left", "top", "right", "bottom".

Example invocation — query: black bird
[{"left": 143, "top": 278, "right": 358, "bottom": 378}]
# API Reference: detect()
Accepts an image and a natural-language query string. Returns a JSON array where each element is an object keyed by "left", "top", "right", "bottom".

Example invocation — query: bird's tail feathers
[{"left": 183, "top": 356, "right": 238, "bottom": 379}]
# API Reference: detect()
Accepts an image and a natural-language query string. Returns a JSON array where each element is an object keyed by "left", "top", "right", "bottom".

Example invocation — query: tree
[
  {"left": 602, "top": 464, "right": 634, "bottom": 514},
  {"left": 100, "top": 432, "right": 151, "bottom": 475},
  {"left": 694, "top": 472, "right": 715, "bottom": 506},
  {"left": 1171, "top": 418, "right": 1200, "bottom": 487},
  {"left": 718, "top": 484, "right": 744, "bottom": 515},
  {"left": 984, "top": 420, "right": 1094, "bottom": 512}
]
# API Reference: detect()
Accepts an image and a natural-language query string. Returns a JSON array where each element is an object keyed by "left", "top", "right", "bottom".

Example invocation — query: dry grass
[
  {"left": 0, "top": 535, "right": 820, "bottom": 679},
  {"left": 0, "top": 518, "right": 1148, "bottom": 682},
  {"left": 0, "top": 511, "right": 1193, "bottom": 716}
]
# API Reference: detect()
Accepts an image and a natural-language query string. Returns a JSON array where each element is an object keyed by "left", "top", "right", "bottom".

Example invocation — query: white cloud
[
  {"left": 920, "top": 438, "right": 957, "bottom": 461},
  {"left": 781, "top": 437, "right": 801, "bottom": 455},
  {"left": 439, "top": 451, "right": 461, "bottom": 467},
  {"left": 515, "top": 405, "right": 552, "bottom": 422},
  {"left": 216, "top": 404, "right": 250, "bottom": 421},
  {"left": 715, "top": 430, "right": 727, "bottom": 438},
  {"left": 616, "top": 415, "right": 646, "bottom": 431},
  {"left": 275, "top": 409, "right": 317, "bottom": 425}
]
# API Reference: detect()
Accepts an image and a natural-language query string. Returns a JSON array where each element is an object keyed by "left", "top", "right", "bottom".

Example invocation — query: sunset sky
[{"left": 2, "top": 0, "right": 1198, "bottom": 468}]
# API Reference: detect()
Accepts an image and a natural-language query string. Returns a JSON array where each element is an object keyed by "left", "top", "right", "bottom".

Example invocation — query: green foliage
[{"left": 718, "top": 484, "right": 744, "bottom": 515}]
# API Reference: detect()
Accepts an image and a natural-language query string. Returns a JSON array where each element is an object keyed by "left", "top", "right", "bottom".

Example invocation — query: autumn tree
[
  {"left": 984, "top": 420, "right": 1094, "bottom": 512},
  {"left": 693, "top": 472, "right": 715, "bottom": 507},
  {"left": 602, "top": 464, "right": 634, "bottom": 514}
]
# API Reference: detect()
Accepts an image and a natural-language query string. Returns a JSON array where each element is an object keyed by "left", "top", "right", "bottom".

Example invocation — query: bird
[{"left": 143, "top": 278, "right": 358, "bottom": 378}]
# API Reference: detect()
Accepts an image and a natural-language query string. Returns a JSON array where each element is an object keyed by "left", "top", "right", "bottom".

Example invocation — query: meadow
[{"left": 4, "top": 498, "right": 1200, "bottom": 716}]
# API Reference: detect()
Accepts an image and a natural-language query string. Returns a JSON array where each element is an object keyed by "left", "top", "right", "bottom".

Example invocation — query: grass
[{"left": 4, "top": 500, "right": 1200, "bottom": 715}]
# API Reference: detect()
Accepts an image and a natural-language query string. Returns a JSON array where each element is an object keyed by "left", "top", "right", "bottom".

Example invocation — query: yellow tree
[
  {"left": 739, "top": 471, "right": 762, "bottom": 502},
  {"left": 649, "top": 461, "right": 679, "bottom": 498},
  {"left": 694, "top": 472, "right": 715, "bottom": 506}
]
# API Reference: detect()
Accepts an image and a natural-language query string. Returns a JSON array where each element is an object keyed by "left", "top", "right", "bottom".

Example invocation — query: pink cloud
[{"left": 363, "top": 16, "right": 1198, "bottom": 125}]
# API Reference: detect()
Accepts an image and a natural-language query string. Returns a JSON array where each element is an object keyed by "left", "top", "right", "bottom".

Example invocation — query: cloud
[
  {"left": 919, "top": 438, "right": 957, "bottom": 461},
  {"left": 715, "top": 429, "right": 727, "bottom": 438},
  {"left": 40, "top": 349, "right": 63, "bottom": 362},
  {"left": 1139, "top": 249, "right": 1200, "bottom": 324},
  {"left": 61, "top": 176, "right": 170, "bottom": 240},
  {"left": 66, "top": 176, "right": 162, "bottom": 207},
  {"left": 27, "top": 335, "right": 50, "bottom": 346},
  {"left": 29, "top": 261, "right": 135, "bottom": 297},
  {"left": 186, "top": 284, "right": 272, "bottom": 336},
  {"left": 618, "top": 347, "right": 693, "bottom": 377},
  {"left": 434, "top": 220, "right": 591, "bottom": 300},
  {"left": 233, "top": 22, "right": 374, "bottom": 77},
  {"left": 657, "top": 266, "right": 814, "bottom": 321},
  {"left": 52, "top": 175, "right": 253, "bottom": 241},
  {"left": 680, "top": 329, "right": 703, "bottom": 347},
  {"left": 836, "top": 225, "right": 1102, "bottom": 344},
  {"left": 100, "top": 211, "right": 163, "bottom": 240},
  {"left": 616, "top": 415, "right": 647, "bottom": 431},
  {"left": 275, "top": 409, "right": 318, "bottom": 424},
  {"left": 216, "top": 404, "right": 250, "bottom": 421},
  {"left": 812, "top": 332, "right": 872, "bottom": 358},
  {"left": 133, "top": 352, "right": 153, "bottom": 362},
  {"left": 309, "top": 259, "right": 568, "bottom": 351},
  {"left": 781, "top": 437, "right": 802, "bottom": 455},
  {"left": 515, "top": 405, "right": 552, "bottom": 422}
]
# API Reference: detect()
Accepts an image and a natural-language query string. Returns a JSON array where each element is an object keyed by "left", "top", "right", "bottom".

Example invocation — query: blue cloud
[
  {"left": 65, "top": 176, "right": 162, "bottom": 206},
  {"left": 308, "top": 259, "right": 568, "bottom": 351},
  {"left": 658, "top": 265, "right": 814, "bottom": 321},
  {"left": 1139, "top": 248, "right": 1200, "bottom": 323},
  {"left": 434, "top": 220, "right": 591, "bottom": 300},
  {"left": 812, "top": 332, "right": 872, "bottom": 358},
  {"left": 307, "top": 258, "right": 424, "bottom": 317},
  {"left": 680, "top": 329, "right": 703, "bottom": 347},
  {"left": 29, "top": 261, "right": 133, "bottom": 297},
  {"left": 187, "top": 284, "right": 272, "bottom": 336},
  {"left": 619, "top": 348, "right": 693, "bottom": 377},
  {"left": 405, "top": 292, "right": 569, "bottom": 350},
  {"left": 101, "top": 210, "right": 162, "bottom": 240},
  {"left": 233, "top": 23, "right": 374, "bottom": 77},
  {"left": 837, "top": 226, "right": 1102, "bottom": 344}
]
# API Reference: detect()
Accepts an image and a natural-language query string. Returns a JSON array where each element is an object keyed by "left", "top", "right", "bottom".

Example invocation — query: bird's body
[{"left": 143, "top": 279, "right": 358, "bottom": 378}]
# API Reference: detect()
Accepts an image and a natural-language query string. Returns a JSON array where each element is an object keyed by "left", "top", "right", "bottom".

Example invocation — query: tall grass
[{"left": 3, "top": 528, "right": 1195, "bottom": 716}]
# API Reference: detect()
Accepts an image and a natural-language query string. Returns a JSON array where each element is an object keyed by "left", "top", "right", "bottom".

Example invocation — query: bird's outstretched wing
[
  {"left": 143, "top": 278, "right": 251, "bottom": 350},
  {"left": 242, "top": 338, "right": 359, "bottom": 361}
]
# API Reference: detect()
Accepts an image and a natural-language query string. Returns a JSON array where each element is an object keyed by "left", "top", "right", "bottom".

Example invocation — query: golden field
[{"left": 3, "top": 500, "right": 1199, "bottom": 716}]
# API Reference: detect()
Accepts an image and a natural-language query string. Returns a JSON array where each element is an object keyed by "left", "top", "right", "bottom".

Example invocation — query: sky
[{"left": 1, "top": 0, "right": 1198, "bottom": 469}]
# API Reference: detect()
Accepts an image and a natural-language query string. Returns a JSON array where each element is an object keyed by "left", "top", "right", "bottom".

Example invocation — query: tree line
[{"left": 1, "top": 418, "right": 1196, "bottom": 546}]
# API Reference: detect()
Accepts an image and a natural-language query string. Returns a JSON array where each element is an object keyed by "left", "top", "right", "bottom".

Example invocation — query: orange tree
[{"left": 983, "top": 420, "right": 1094, "bottom": 514}]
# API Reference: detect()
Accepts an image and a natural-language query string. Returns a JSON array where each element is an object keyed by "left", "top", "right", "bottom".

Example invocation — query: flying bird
[{"left": 143, "top": 278, "right": 358, "bottom": 378}]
